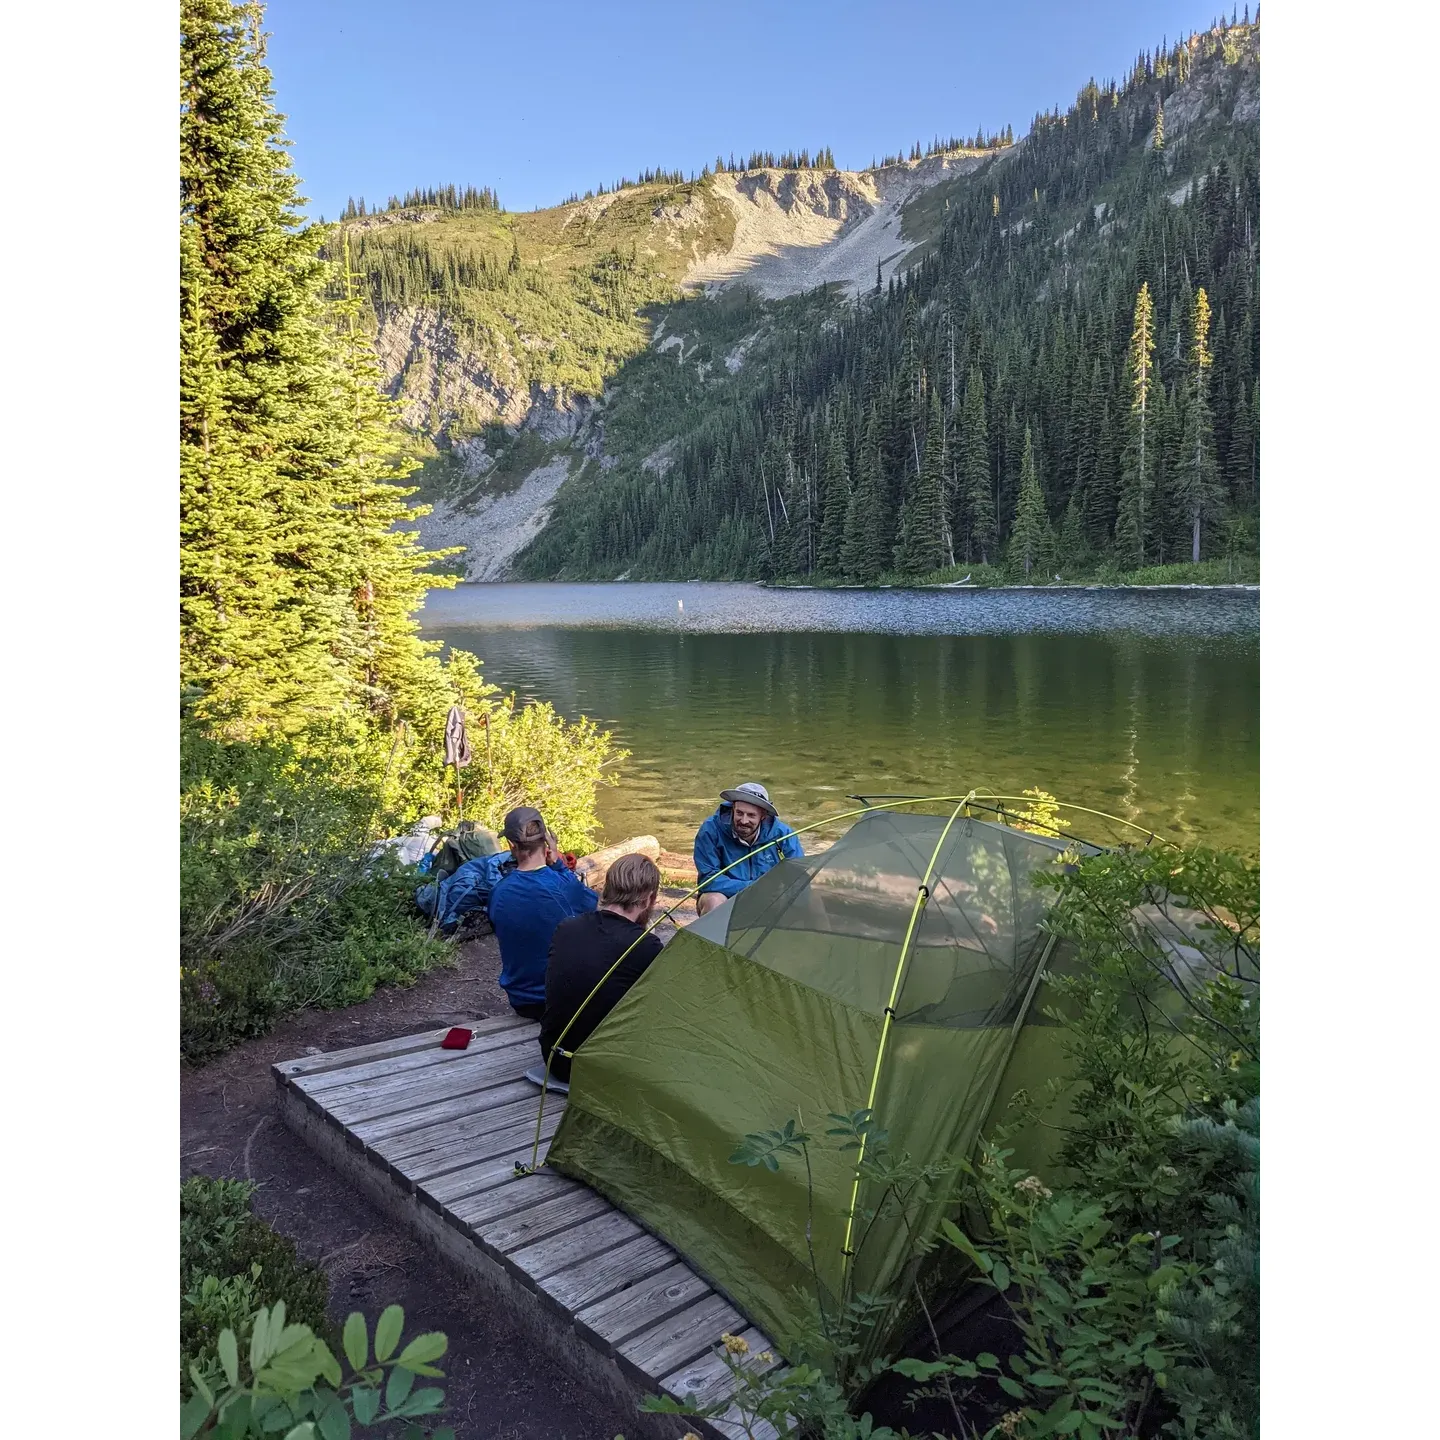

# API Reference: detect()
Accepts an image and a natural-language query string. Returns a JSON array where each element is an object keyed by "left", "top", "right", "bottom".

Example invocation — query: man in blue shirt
[
  {"left": 488, "top": 806, "right": 597, "bottom": 1018},
  {"left": 693, "top": 782, "right": 803, "bottom": 917}
]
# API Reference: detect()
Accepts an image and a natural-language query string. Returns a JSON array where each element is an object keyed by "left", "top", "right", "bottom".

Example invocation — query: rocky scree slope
[{"left": 345, "top": 156, "right": 999, "bottom": 578}]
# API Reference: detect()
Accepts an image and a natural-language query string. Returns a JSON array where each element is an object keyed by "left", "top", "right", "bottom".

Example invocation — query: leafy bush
[
  {"left": 181, "top": 1178, "right": 331, "bottom": 1387},
  {"left": 180, "top": 726, "right": 455, "bottom": 1059},
  {"left": 180, "top": 664, "right": 624, "bottom": 1059},
  {"left": 182, "top": 1301, "right": 452, "bottom": 1440}
]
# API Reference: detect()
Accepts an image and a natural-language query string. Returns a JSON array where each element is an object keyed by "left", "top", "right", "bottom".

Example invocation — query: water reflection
[{"left": 424, "top": 586, "right": 1258, "bottom": 857}]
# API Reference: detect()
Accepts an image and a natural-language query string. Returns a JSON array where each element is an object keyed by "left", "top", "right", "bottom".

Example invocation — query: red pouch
[
  {"left": 563, "top": 852, "right": 577, "bottom": 871},
  {"left": 440, "top": 1027, "right": 472, "bottom": 1050}
]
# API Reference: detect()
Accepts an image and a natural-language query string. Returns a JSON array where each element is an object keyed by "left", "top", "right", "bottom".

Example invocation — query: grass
[{"left": 344, "top": 177, "right": 738, "bottom": 411}]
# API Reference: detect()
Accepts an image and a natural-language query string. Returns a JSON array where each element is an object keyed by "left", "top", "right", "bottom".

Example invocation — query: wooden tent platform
[{"left": 273, "top": 1014, "right": 784, "bottom": 1440}]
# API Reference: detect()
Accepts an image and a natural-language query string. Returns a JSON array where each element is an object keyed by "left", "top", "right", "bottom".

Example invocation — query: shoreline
[
  {"left": 761, "top": 581, "right": 1260, "bottom": 592},
  {"left": 437, "top": 578, "right": 1260, "bottom": 592}
]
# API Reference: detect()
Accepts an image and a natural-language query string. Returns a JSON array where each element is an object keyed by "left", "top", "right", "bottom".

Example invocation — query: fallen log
[{"left": 574, "top": 835, "right": 661, "bottom": 893}]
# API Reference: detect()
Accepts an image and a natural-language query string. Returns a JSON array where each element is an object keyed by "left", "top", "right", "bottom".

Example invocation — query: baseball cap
[{"left": 502, "top": 806, "right": 546, "bottom": 844}]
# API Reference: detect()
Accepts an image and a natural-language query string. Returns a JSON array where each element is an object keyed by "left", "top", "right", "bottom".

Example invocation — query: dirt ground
[{"left": 181, "top": 926, "right": 647, "bottom": 1440}]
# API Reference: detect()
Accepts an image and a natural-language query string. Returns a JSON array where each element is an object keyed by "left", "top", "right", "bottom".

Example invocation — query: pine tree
[
  {"left": 895, "top": 392, "right": 947, "bottom": 575},
  {"left": 1177, "top": 286, "right": 1222, "bottom": 561},
  {"left": 1058, "top": 489, "right": 1087, "bottom": 572},
  {"left": 181, "top": 0, "right": 455, "bottom": 737},
  {"left": 1009, "top": 426, "right": 1050, "bottom": 578},
  {"left": 840, "top": 407, "right": 887, "bottom": 582},
  {"left": 959, "top": 366, "right": 994, "bottom": 563},
  {"left": 1116, "top": 282, "right": 1157, "bottom": 566},
  {"left": 817, "top": 425, "right": 850, "bottom": 574}
]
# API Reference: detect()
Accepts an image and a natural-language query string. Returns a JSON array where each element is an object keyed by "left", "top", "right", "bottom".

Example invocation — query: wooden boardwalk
[{"left": 274, "top": 1014, "right": 784, "bottom": 1440}]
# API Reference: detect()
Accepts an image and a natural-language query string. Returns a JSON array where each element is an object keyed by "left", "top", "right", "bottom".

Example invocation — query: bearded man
[{"left": 693, "top": 782, "right": 803, "bottom": 917}]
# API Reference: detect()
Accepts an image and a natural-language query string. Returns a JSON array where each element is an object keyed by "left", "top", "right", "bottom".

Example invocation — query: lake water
[{"left": 419, "top": 583, "right": 1259, "bottom": 856}]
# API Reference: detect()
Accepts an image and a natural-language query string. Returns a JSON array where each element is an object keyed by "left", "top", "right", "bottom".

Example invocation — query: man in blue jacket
[{"left": 694, "top": 782, "right": 803, "bottom": 916}]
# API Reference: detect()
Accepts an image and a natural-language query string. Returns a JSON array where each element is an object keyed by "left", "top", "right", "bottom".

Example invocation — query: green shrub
[
  {"left": 182, "top": 1301, "right": 452, "bottom": 1440},
  {"left": 181, "top": 1177, "right": 331, "bottom": 1387},
  {"left": 180, "top": 677, "right": 624, "bottom": 1059},
  {"left": 179, "top": 727, "right": 455, "bottom": 1060}
]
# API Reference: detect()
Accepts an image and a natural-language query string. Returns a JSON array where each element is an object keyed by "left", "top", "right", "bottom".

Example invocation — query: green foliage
[
  {"left": 513, "top": 21, "right": 1258, "bottom": 581},
  {"left": 941, "top": 844, "right": 1260, "bottom": 1440},
  {"left": 181, "top": 1301, "right": 452, "bottom": 1440},
  {"left": 180, "top": 679, "right": 622, "bottom": 1059},
  {"left": 943, "top": 1148, "right": 1193, "bottom": 1440},
  {"left": 180, "top": 1178, "right": 331, "bottom": 1389},
  {"left": 179, "top": 0, "right": 627, "bottom": 1058},
  {"left": 179, "top": 724, "right": 453, "bottom": 1059}
]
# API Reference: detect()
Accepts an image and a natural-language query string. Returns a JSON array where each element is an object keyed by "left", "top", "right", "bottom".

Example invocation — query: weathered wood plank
[
  {"left": 356, "top": 1084, "right": 544, "bottom": 1153},
  {"left": 276, "top": 1012, "right": 782, "bottom": 1440},
  {"left": 576, "top": 1263, "right": 714, "bottom": 1351},
  {"left": 533, "top": 1230, "right": 677, "bottom": 1314},
  {"left": 477, "top": 1187, "right": 613, "bottom": 1254},
  {"left": 451, "top": 1169, "right": 581, "bottom": 1229},
  {"left": 662, "top": 1326, "right": 780, "bottom": 1409},
  {"left": 276, "top": 1014, "right": 530, "bottom": 1080},
  {"left": 400, "top": 1112, "right": 558, "bottom": 1189},
  {"left": 376, "top": 1117, "right": 559, "bottom": 1193},
  {"left": 511, "top": 1209, "right": 651, "bottom": 1286},
  {"left": 319, "top": 1044, "right": 541, "bottom": 1127},
  {"left": 416, "top": 1126, "right": 558, "bottom": 1202},
  {"left": 291, "top": 1024, "right": 535, "bottom": 1095},
  {"left": 619, "top": 1292, "right": 745, "bottom": 1382}
]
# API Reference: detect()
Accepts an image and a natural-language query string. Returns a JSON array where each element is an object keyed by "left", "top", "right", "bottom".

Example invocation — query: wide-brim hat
[{"left": 721, "top": 782, "right": 776, "bottom": 818}]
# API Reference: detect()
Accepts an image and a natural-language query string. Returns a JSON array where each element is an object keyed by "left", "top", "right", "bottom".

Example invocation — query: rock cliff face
[
  {"left": 415, "top": 454, "right": 578, "bottom": 582},
  {"left": 376, "top": 32, "right": 1259, "bottom": 580},
  {"left": 685, "top": 152, "right": 992, "bottom": 298},
  {"left": 374, "top": 306, "right": 530, "bottom": 434}
]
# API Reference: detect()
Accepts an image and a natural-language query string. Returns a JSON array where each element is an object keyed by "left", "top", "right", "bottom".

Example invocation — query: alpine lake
[{"left": 419, "top": 583, "right": 1259, "bottom": 857}]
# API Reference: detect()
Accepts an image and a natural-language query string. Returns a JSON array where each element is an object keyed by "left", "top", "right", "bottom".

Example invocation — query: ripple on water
[{"left": 422, "top": 584, "right": 1258, "bottom": 855}]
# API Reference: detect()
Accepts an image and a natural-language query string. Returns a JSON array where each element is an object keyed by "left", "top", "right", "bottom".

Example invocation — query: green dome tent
[{"left": 545, "top": 807, "right": 1089, "bottom": 1360}]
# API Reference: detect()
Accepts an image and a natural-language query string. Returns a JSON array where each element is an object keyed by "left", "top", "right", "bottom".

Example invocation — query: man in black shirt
[{"left": 539, "top": 853, "right": 664, "bottom": 1084}]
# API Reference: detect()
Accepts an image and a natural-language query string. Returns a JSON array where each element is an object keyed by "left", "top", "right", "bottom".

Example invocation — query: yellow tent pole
[
  {"left": 521, "top": 789, "right": 1179, "bottom": 1175},
  {"left": 521, "top": 792, "right": 987, "bottom": 1173},
  {"left": 837, "top": 797, "right": 970, "bottom": 1295}
]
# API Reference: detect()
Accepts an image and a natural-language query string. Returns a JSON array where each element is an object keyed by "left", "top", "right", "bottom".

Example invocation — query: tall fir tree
[
  {"left": 816, "top": 424, "right": 850, "bottom": 574},
  {"left": 895, "top": 392, "right": 948, "bottom": 575},
  {"left": 840, "top": 406, "right": 887, "bottom": 582},
  {"left": 959, "top": 366, "right": 995, "bottom": 563},
  {"left": 1009, "top": 426, "right": 1050, "bottom": 577},
  {"left": 181, "top": 0, "right": 455, "bottom": 736},
  {"left": 1177, "top": 286, "right": 1222, "bottom": 561},
  {"left": 1115, "top": 281, "right": 1157, "bottom": 566}
]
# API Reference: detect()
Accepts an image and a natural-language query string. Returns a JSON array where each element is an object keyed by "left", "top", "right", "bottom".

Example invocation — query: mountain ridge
[{"left": 335, "top": 20, "right": 1259, "bottom": 581}]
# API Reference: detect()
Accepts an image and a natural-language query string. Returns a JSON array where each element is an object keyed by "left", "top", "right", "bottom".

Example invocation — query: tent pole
[
  {"left": 520, "top": 791, "right": 982, "bottom": 1176},
  {"left": 838, "top": 798, "right": 971, "bottom": 1297}
]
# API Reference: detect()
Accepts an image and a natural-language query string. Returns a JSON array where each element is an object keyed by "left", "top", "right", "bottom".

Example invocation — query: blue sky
[{"left": 265, "top": 0, "right": 1234, "bottom": 221}]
